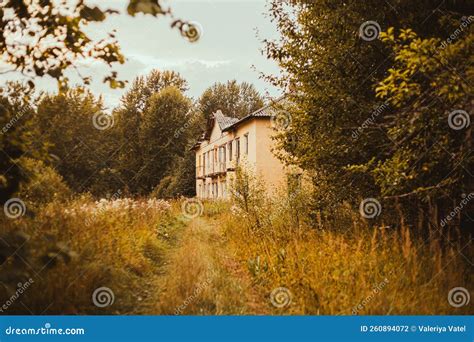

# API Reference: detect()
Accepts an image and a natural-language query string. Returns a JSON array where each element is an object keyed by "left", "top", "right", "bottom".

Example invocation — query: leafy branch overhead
[{"left": 0, "top": 0, "right": 200, "bottom": 88}]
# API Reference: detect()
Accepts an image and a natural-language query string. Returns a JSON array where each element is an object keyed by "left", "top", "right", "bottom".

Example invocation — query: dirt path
[{"left": 150, "top": 215, "right": 269, "bottom": 315}]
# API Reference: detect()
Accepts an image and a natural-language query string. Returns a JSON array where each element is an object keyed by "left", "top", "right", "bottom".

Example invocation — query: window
[
  {"left": 219, "top": 146, "right": 226, "bottom": 171},
  {"left": 228, "top": 141, "right": 233, "bottom": 161},
  {"left": 244, "top": 133, "right": 249, "bottom": 155},
  {"left": 235, "top": 138, "right": 240, "bottom": 162}
]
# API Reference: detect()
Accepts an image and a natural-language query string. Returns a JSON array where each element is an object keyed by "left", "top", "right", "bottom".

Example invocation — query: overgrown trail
[{"left": 149, "top": 216, "right": 269, "bottom": 315}]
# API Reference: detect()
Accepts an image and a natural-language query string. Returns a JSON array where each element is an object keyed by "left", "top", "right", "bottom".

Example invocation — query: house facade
[{"left": 193, "top": 102, "right": 288, "bottom": 199}]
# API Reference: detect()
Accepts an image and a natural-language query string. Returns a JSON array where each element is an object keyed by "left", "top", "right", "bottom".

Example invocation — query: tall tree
[
  {"left": 135, "top": 86, "right": 191, "bottom": 193},
  {"left": 35, "top": 88, "right": 121, "bottom": 194},
  {"left": 0, "top": 82, "right": 44, "bottom": 204},
  {"left": 114, "top": 70, "right": 190, "bottom": 193},
  {"left": 198, "top": 80, "right": 264, "bottom": 120},
  {"left": 265, "top": 0, "right": 472, "bottom": 225}
]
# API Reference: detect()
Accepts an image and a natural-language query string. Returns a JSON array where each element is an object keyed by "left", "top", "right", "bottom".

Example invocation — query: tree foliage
[
  {"left": 0, "top": 0, "right": 199, "bottom": 88},
  {"left": 0, "top": 82, "right": 45, "bottom": 204},
  {"left": 265, "top": 0, "right": 472, "bottom": 228},
  {"left": 198, "top": 80, "right": 264, "bottom": 120},
  {"left": 35, "top": 87, "right": 121, "bottom": 195}
]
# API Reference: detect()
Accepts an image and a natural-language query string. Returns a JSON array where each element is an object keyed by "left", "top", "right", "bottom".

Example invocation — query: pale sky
[{"left": 0, "top": 0, "right": 282, "bottom": 108}]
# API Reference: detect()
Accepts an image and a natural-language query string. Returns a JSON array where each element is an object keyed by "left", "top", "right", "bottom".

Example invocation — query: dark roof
[
  {"left": 213, "top": 110, "right": 239, "bottom": 130},
  {"left": 191, "top": 96, "right": 286, "bottom": 150},
  {"left": 222, "top": 96, "right": 285, "bottom": 132}
]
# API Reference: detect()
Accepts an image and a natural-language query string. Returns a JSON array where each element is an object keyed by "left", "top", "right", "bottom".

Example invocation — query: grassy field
[{"left": 0, "top": 197, "right": 472, "bottom": 315}]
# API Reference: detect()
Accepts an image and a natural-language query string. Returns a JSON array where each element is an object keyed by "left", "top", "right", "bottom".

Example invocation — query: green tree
[
  {"left": 198, "top": 80, "right": 264, "bottom": 120},
  {"left": 114, "top": 70, "right": 190, "bottom": 193},
  {"left": 0, "top": 82, "right": 45, "bottom": 204},
  {"left": 264, "top": 0, "right": 471, "bottom": 226},
  {"left": 35, "top": 88, "right": 121, "bottom": 195},
  {"left": 366, "top": 27, "right": 473, "bottom": 227},
  {"left": 135, "top": 86, "right": 191, "bottom": 193}
]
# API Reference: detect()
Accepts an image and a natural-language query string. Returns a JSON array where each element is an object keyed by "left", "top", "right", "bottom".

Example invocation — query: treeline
[
  {"left": 0, "top": 73, "right": 263, "bottom": 203},
  {"left": 266, "top": 0, "right": 473, "bottom": 232}
]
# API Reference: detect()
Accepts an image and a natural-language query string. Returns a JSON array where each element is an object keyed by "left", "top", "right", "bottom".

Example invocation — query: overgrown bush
[{"left": 17, "top": 158, "right": 71, "bottom": 210}]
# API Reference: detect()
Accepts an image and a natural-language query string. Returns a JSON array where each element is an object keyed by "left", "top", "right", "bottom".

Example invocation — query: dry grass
[
  {"left": 220, "top": 198, "right": 473, "bottom": 315},
  {"left": 0, "top": 195, "right": 186, "bottom": 314},
  {"left": 1, "top": 195, "right": 471, "bottom": 315}
]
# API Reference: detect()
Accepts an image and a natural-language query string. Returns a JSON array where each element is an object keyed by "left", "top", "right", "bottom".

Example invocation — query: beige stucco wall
[{"left": 195, "top": 116, "right": 287, "bottom": 200}]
